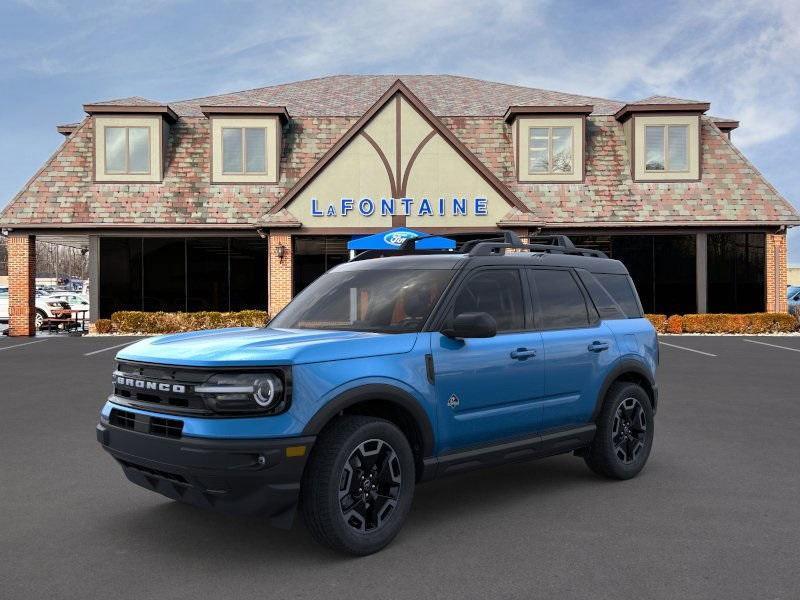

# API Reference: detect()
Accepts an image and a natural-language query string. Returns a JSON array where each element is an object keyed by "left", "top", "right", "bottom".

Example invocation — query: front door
[{"left": 431, "top": 268, "right": 544, "bottom": 453}]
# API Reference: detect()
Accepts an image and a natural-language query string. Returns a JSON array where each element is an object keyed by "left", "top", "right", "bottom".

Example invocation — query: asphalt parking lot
[{"left": 1, "top": 335, "right": 799, "bottom": 600}]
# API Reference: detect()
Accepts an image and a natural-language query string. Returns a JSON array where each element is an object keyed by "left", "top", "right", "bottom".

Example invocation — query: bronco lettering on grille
[{"left": 115, "top": 376, "right": 186, "bottom": 394}]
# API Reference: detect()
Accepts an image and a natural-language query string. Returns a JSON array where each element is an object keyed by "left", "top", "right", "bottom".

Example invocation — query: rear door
[
  {"left": 431, "top": 267, "right": 544, "bottom": 453},
  {"left": 528, "top": 268, "right": 618, "bottom": 431}
]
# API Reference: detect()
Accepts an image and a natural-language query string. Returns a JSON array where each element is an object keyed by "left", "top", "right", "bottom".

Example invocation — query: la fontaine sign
[{"left": 310, "top": 196, "right": 489, "bottom": 218}]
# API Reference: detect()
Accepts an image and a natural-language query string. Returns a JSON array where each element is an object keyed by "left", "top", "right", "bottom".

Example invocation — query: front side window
[
  {"left": 449, "top": 269, "right": 525, "bottom": 332},
  {"left": 104, "top": 126, "right": 150, "bottom": 174},
  {"left": 222, "top": 127, "right": 267, "bottom": 174},
  {"left": 270, "top": 269, "right": 454, "bottom": 333},
  {"left": 530, "top": 269, "right": 590, "bottom": 330},
  {"left": 528, "top": 126, "right": 573, "bottom": 174},
  {"left": 645, "top": 124, "right": 688, "bottom": 171}
]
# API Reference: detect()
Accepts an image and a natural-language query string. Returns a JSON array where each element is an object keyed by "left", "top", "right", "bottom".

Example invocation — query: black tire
[
  {"left": 35, "top": 309, "right": 46, "bottom": 330},
  {"left": 301, "top": 415, "right": 415, "bottom": 556},
  {"left": 584, "top": 382, "right": 654, "bottom": 480}
]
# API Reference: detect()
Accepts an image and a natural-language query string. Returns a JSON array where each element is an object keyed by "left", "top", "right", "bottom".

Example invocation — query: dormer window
[
  {"left": 528, "top": 126, "right": 574, "bottom": 174},
  {"left": 505, "top": 106, "right": 591, "bottom": 184},
  {"left": 105, "top": 126, "right": 151, "bottom": 174},
  {"left": 222, "top": 127, "right": 268, "bottom": 174},
  {"left": 201, "top": 106, "right": 289, "bottom": 184},
  {"left": 644, "top": 124, "right": 688, "bottom": 172}
]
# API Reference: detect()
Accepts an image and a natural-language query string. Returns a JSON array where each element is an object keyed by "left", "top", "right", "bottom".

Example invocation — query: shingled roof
[{"left": 1, "top": 75, "right": 797, "bottom": 229}]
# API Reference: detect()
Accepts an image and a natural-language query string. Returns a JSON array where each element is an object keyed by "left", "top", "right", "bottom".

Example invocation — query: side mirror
[{"left": 442, "top": 312, "right": 497, "bottom": 339}]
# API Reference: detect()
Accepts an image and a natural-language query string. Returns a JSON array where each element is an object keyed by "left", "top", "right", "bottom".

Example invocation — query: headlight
[{"left": 195, "top": 372, "right": 286, "bottom": 414}]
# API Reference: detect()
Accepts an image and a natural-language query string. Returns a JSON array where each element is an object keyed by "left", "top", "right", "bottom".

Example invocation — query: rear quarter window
[{"left": 594, "top": 273, "right": 643, "bottom": 318}]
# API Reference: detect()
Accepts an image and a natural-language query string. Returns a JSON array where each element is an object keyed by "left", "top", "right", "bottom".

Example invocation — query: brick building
[{"left": 1, "top": 75, "right": 797, "bottom": 335}]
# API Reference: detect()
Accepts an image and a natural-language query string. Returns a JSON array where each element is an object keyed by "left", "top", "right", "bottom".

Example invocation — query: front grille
[
  {"left": 113, "top": 362, "right": 212, "bottom": 414},
  {"left": 109, "top": 408, "right": 184, "bottom": 439}
]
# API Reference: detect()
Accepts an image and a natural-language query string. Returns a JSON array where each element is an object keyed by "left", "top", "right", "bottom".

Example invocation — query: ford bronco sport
[{"left": 97, "top": 232, "right": 658, "bottom": 555}]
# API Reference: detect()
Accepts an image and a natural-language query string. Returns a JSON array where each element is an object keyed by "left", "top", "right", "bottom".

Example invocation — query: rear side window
[
  {"left": 529, "top": 269, "right": 590, "bottom": 330},
  {"left": 576, "top": 270, "right": 626, "bottom": 320},
  {"left": 449, "top": 269, "right": 525, "bottom": 332},
  {"left": 594, "top": 273, "right": 643, "bottom": 318}
]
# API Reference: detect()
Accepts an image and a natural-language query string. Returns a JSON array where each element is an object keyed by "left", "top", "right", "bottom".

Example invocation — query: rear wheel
[
  {"left": 584, "top": 382, "right": 654, "bottom": 479},
  {"left": 35, "top": 309, "right": 46, "bottom": 330},
  {"left": 301, "top": 416, "right": 415, "bottom": 555}
]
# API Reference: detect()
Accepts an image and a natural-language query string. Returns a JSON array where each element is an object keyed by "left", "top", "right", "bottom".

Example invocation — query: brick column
[
  {"left": 765, "top": 232, "right": 788, "bottom": 312},
  {"left": 268, "top": 231, "right": 293, "bottom": 317},
  {"left": 8, "top": 234, "right": 36, "bottom": 336}
]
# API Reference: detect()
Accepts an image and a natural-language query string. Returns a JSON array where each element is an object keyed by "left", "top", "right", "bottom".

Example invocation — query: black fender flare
[
  {"left": 301, "top": 383, "right": 435, "bottom": 458},
  {"left": 591, "top": 358, "right": 657, "bottom": 420}
]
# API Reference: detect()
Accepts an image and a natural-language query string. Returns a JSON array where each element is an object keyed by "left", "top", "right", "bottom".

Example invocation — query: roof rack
[{"left": 465, "top": 231, "right": 608, "bottom": 258}]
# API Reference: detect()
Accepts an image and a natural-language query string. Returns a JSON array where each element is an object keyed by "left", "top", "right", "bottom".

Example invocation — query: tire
[
  {"left": 35, "top": 309, "right": 46, "bottom": 330},
  {"left": 301, "top": 415, "right": 415, "bottom": 556},
  {"left": 584, "top": 382, "right": 654, "bottom": 480}
]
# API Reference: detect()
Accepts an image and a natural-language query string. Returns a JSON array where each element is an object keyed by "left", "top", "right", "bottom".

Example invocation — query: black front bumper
[{"left": 97, "top": 422, "right": 315, "bottom": 528}]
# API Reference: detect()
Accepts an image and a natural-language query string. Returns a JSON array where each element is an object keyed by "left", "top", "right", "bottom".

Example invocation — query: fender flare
[
  {"left": 301, "top": 383, "right": 435, "bottom": 458},
  {"left": 592, "top": 358, "right": 657, "bottom": 420}
]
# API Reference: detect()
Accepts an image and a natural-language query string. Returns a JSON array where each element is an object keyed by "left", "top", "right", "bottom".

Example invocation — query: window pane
[
  {"left": 127, "top": 127, "right": 150, "bottom": 173},
  {"left": 551, "top": 127, "right": 573, "bottom": 173},
  {"left": 99, "top": 237, "right": 142, "bottom": 317},
  {"left": 708, "top": 233, "right": 765, "bottom": 313},
  {"left": 187, "top": 238, "right": 229, "bottom": 311},
  {"left": 531, "top": 269, "right": 589, "bottom": 329},
  {"left": 667, "top": 125, "right": 688, "bottom": 171},
  {"left": 594, "top": 273, "right": 643, "bottom": 318},
  {"left": 645, "top": 126, "right": 665, "bottom": 171},
  {"left": 451, "top": 270, "right": 524, "bottom": 332},
  {"left": 528, "top": 128, "right": 549, "bottom": 173},
  {"left": 104, "top": 127, "right": 127, "bottom": 173},
  {"left": 230, "top": 238, "right": 268, "bottom": 311},
  {"left": 244, "top": 128, "right": 266, "bottom": 173},
  {"left": 222, "top": 128, "right": 243, "bottom": 173},
  {"left": 654, "top": 235, "right": 695, "bottom": 314},
  {"left": 142, "top": 238, "right": 186, "bottom": 312}
]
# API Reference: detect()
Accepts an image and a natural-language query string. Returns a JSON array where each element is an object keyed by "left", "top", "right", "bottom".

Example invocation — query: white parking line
[
  {"left": 658, "top": 341, "right": 717, "bottom": 357},
  {"left": 743, "top": 338, "right": 800, "bottom": 353},
  {"left": 0, "top": 339, "right": 49, "bottom": 352},
  {"left": 84, "top": 341, "right": 136, "bottom": 356}
]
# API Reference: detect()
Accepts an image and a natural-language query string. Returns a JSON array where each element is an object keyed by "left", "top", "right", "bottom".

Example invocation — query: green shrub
[{"left": 111, "top": 310, "right": 269, "bottom": 334}]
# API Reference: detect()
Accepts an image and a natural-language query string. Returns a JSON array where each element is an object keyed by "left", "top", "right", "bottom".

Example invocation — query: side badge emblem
[{"left": 447, "top": 394, "right": 459, "bottom": 409}]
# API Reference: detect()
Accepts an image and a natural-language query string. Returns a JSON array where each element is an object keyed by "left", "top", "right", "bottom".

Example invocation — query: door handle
[
  {"left": 588, "top": 341, "right": 609, "bottom": 352},
  {"left": 510, "top": 348, "right": 537, "bottom": 360}
]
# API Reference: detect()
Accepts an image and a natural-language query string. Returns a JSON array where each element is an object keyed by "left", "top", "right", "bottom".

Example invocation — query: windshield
[{"left": 270, "top": 269, "right": 454, "bottom": 333}]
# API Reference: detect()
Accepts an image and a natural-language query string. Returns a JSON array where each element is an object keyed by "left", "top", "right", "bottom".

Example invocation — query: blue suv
[{"left": 97, "top": 233, "right": 658, "bottom": 555}]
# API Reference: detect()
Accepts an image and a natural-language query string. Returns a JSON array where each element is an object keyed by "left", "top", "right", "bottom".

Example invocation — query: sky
[{"left": 1, "top": 0, "right": 798, "bottom": 260}]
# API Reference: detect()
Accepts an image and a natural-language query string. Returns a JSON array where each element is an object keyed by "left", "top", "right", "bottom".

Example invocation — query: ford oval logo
[{"left": 384, "top": 231, "right": 417, "bottom": 247}]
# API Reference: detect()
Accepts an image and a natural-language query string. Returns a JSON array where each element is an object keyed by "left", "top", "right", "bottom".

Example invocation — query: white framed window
[
  {"left": 644, "top": 124, "right": 689, "bottom": 172},
  {"left": 528, "top": 126, "right": 574, "bottom": 175},
  {"left": 221, "top": 127, "right": 268, "bottom": 174},
  {"left": 104, "top": 126, "right": 151, "bottom": 175}
]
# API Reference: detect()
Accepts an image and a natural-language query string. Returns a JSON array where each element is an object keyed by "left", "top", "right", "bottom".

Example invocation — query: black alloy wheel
[
  {"left": 338, "top": 439, "right": 402, "bottom": 533},
  {"left": 612, "top": 397, "right": 647, "bottom": 464}
]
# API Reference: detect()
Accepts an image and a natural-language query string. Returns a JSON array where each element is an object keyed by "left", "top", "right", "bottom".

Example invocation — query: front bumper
[{"left": 97, "top": 422, "right": 315, "bottom": 528}]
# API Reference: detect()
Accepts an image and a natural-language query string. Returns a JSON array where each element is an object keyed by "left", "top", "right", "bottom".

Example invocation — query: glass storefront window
[
  {"left": 98, "top": 237, "right": 267, "bottom": 318},
  {"left": 708, "top": 233, "right": 765, "bottom": 313}
]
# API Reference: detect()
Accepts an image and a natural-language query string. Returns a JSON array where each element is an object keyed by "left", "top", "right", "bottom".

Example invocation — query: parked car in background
[
  {"left": 788, "top": 286, "right": 800, "bottom": 315},
  {"left": 46, "top": 292, "right": 90, "bottom": 320},
  {"left": 0, "top": 287, "right": 72, "bottom": 328}
]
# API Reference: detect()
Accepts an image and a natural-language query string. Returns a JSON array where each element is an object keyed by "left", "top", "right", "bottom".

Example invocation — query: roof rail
[{"left": 467, "top": 230, "right": 608, "bottom": 258}]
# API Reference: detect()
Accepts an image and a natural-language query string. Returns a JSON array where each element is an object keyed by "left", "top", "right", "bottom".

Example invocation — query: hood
[{"left": 116, "top": 327, "right": 418, "bottom": 367}]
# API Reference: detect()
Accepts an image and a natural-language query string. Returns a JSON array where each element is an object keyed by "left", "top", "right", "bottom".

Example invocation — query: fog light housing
[{"left": 196, "top": 372, "right": 285, "bottom": 414}]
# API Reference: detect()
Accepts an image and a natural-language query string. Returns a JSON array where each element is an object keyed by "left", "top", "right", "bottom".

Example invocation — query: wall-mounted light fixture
[
  {"left": 256, "top": 228, "right": 267, "bottom": 239},
  {"left": 275, "top": 243, "right": 286, "bottom": 264}
]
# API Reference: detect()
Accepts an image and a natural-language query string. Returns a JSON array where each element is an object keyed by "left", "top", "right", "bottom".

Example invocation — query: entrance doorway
[{"left": 293, "top": 236, "right": 349, "bottom": 295}]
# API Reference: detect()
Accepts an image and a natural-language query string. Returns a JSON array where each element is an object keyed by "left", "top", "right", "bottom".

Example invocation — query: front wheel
[
  {"left": 584, "top": 382, "right": 654, "bottom": 479},
  {"left": 301, "top": 416, "right": 415, "bottom": 555}
]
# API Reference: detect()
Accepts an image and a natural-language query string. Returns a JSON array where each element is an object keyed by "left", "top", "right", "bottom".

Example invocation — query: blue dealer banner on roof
[
  {"left": 347, "top": 228, "right": 456, "bottom": 251},
  {"left": 311, "top": 197, "right": 488, "bottom": 218}
]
